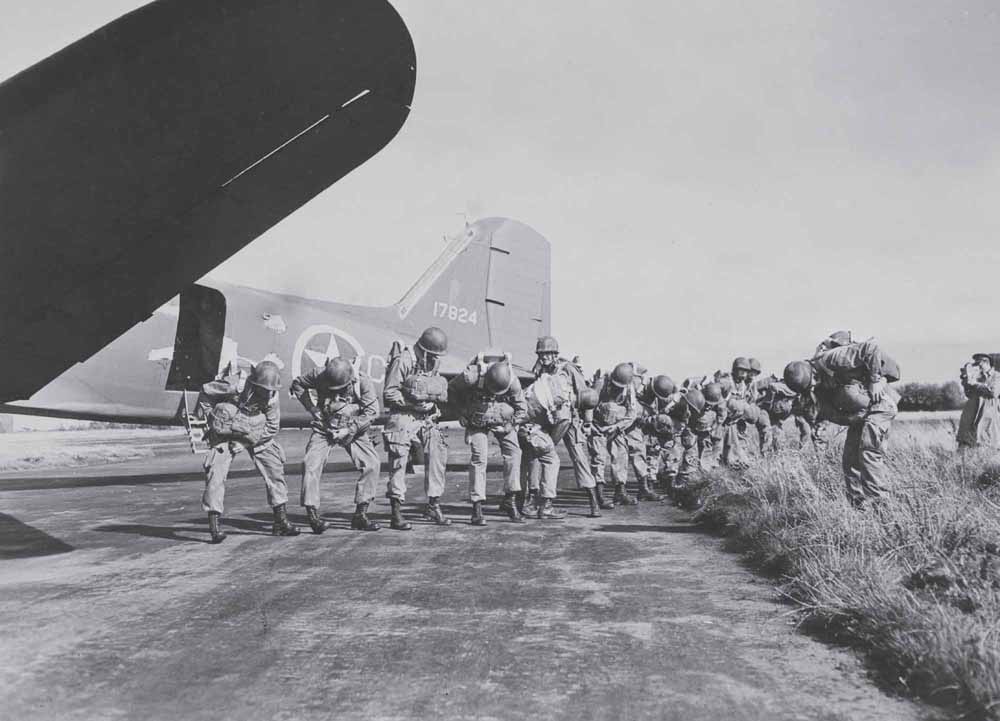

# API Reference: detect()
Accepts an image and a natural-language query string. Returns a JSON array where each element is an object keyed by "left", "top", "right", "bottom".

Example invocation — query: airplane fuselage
[{"left": 3, "top": 281, "right": 474, "bottom": 427}]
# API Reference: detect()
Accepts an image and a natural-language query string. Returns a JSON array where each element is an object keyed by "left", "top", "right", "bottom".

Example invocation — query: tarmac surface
[{"left": 0, "top": 428, "right": 930, "bottom": 721}]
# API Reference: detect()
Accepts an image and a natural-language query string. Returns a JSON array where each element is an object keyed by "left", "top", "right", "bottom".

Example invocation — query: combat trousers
[
  {"left": 842, "top": 408, "right": 895, "bottom": 505},
  {"left": 202, "top": 439, "right": 288, "bottom": 514},
  {"left": 300, "top": 429, "right": 380, "bottom": 508},
  {"left": 587, "top": 430, "right": 607, "bottom": 482},
  {"left": 467, "top": 426, "right": 522, "bottom": 501},
  {"left": 384, "top": 414, "right": 448, "bottom": 502},
  {"left": 608, "top": 427, "right": 650, "bottom": 484},
  {"left": 519, "top": 428, "right": 561, "bottom": 499},
  {"left": 561, "top": 418, "right": 596, "bottom": 490},
  {"left": 676, "top": 429, "right": 712, "bottom": 485},
  {"left": 721, "top": 423, "right": 752, "bottom": 469}
]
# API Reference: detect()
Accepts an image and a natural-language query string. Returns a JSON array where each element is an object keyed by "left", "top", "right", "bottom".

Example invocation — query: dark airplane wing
[{"left": 0, "top": 0, "right": 415, "bottom": 402}]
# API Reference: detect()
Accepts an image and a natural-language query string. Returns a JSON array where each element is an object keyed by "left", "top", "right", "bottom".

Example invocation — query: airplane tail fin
[{"left": 393, "top": 217, "right": 551, "bottom": 370}]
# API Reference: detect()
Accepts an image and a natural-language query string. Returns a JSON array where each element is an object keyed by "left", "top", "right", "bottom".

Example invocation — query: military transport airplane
[
  {"left": 0, "top": 0, "right": 416, "bottom": 404},
  {"left": 0, "top": 217, "right": 553, "bottom": 427}
]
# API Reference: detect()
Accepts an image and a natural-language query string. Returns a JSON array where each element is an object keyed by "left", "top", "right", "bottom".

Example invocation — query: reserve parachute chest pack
[
  {"left": 594, "top": 400, "right": 628, "bottom": 427},
  {"left": 323, "top": 402, "right": 360, "bottom": 431},
  {"left": 402, "top": 373, "right": 448, "bottom": 404},
  {"left": 208, "top": 402, "right": 266, "bottom": 444},
  {"left": 466, "top": 401, "right": 515, "bottom": 429},
  {"left": 525, "top": 371, "right": 574, "bottom": 425}
]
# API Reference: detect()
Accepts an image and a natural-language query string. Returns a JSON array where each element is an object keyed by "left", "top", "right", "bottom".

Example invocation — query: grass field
[{"left": 679, "top": 413, "right": 1000, "bottom": 720}]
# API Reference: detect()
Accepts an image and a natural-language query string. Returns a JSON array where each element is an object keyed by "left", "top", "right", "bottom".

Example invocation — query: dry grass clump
[{"left": 685, "top": 419, "right": 1000, "bottom": 719}]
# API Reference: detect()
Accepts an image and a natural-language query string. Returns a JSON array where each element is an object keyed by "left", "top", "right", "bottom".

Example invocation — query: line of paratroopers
[{"left": 191, "top": 327, "right": 905, "bottom": 543}]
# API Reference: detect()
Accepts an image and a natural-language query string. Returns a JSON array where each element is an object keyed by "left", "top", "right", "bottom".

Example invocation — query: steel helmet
[
  {"left": 608, "top": 362, "right": 635, "bottom": 389},
  {"left": 703, "top": 382, "right": 724, "bottom": 406},
  {"left": 416, "top": 327, "right": 448, "bottom": 356},
  {"left": 322, "top": 357, "right": 354, "bottom": 390},
  {"left": 483, "top": 361, "right": 513, "bottom": 395},
  {"left": 683, "top": 388, "right": 706, "bottom": 415},
  {"left": 748, "top": 357, "right": 762, "bottom": 375},
  {"left": 535, "top": 336, "right": 559, "bottom": 354},
  {"left": 731, "top": 357, "right": 751, "bottom": 374},
  {"left": 783, "top": 361, "right": 814, "bottom": 394},
  {"left": 578, "top": 387, "right": 599, "bottom": 411},
  {"left": 651, "top": 375, "right": 676, "bottom": 400},
  {"left": 248, "top": 360, "right": 282, "bottom": 391}
]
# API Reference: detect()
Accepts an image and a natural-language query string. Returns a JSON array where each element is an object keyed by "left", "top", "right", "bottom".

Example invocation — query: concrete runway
[{"left": 0, "top": 429, "right": 927, "bottom": 721}]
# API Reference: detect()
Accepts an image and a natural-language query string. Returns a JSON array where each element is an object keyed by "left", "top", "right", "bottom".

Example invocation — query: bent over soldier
[
  {"left": 382, "top": 327, "right": 451, "bottom": 530},
  {"left": 784, "top": 336, "right": 900, "bottom": 508},
  {"left": 449, "top": 354, "right": 528, "bottom": 525},
  {"left": 196, "top": 361, "right": 299, "bottom": 543},
  {"left": 291, "top": 357, "right": 382, "bottom": 534}
]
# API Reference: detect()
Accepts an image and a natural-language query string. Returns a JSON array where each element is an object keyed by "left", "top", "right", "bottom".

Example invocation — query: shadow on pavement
[
  {"left": 0, "top": 513, "right": 75, "bottom": 559},
  {"left": 94, "top": 523, "right": 213, "bottom": 544},
  {"left": 594, "top": 523, "right": 703, "bottom": 534}
]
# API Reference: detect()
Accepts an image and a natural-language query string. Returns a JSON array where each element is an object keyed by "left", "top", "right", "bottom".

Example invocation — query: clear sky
[{"left": 3, "top": 1, "right": 999, "bottom": 383}]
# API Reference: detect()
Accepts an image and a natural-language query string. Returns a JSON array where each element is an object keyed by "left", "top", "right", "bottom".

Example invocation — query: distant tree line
[{"left": 895, "top": 381, "right": 966, "bottom": 412}]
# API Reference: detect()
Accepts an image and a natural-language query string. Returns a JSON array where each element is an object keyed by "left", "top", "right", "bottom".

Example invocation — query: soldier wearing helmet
[
  {"left": 195, "top": 360, "right": 299, "bottom": 543},
  {"left": 520, "top": 335, "right": 602, "bottom": 520},
  {"left": 785, "top": 336, "right": 901, "bottom": 508},
  {"left": 581, "top": 369, "right": 612, "bottom": 506},
  {"left": 290, "top": 357, "right": 382, "bottom": 534},
  {"left": 635, "top": 374, "right": 682, "bottom": 493},
  {"left": 674, "top": 384, "right": 723, "bottom": 490},
  {"left": 449, "top": 353, "right": 528, "bottom": 525},
  {"left": 593, "top": 362, "right": 645, "bottom": 507},
  {"left": 719, "top": 358, "right": 768, "bottom": 469},
  {"left": 381, "top": 327, "right": 451, "bottom": 530}
]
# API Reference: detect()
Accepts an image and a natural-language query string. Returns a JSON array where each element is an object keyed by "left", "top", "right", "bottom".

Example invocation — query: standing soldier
[
  {"left": 783, "top": 336, "right": 901, "bottom": 508},
  {"left": 449, "top": 353, "right": 528, "bottom": 525},
  {"left": 521, "top": 336, "right": 603, "bottom": 519},
  {"left": 290, "top": 357, "right": 382, "bottom": 534},
  {"left": 196, "top": 361, "right": 299, "bottom": 543},
  {"left": 958, "top": 353, "right": 1000, "bottom": 450},
  {"left": 382, "top": 327, "right": 451, "bottom": 530}
]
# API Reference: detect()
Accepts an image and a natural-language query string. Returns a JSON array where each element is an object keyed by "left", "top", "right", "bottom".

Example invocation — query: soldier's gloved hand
[
  {"left": 331, "top": 428, "right": 352, "bottom": 442},
  {"left": 868, "top": 378, "right": 887, "bottom": 403},
  {"left": 413, "top": 401, "right": 436, "bottom": 414}
]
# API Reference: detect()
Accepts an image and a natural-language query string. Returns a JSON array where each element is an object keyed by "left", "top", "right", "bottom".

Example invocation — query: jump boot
[
  {"left": 594, "top": 482, "right": 615, "bottom": 510},
  {"left": 637, "top": 476, "right": 664, "bottom": 502},
  {"left": 272, "top": 503, "right": 301, "bottom": 537},
  {"left": 305, "top": 505, "right": 330, "bottom": 534},
  {"left": 501, "top": 491, "right": 525, "bottom": 523},
  {"left": 471, "top": 501, "right": 487, "bottom": 526},
  {"left": 522, "top": 488, "right": 540, "bottom": 517},
  {"left": 584, "top": 487, "right": 602, "bottom": 518},
  {"left": 207, "top": 511, "right": 227, "bottom": 544},
  {"left": 351, "top": 502, "right": 381, "bottom": 531},
  {"left": 389, "top": 498, "right": 412, "bottom": 530},
  {"left": 423, "top": 497, "right": 452, "bottom": 526},
  {"left": 537, "top": 497, "right": 567, "bottom": 520},
  {"left": 613, "top": 483, "right": 637, "bottom": 506}
]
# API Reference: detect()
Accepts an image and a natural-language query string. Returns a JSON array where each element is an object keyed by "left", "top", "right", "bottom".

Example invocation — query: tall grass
[{"left": 681, "top": 418, "right": 1000, "bottom": 719}]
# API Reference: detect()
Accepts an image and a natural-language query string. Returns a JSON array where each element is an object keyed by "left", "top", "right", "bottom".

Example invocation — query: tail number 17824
[{"left": 433, "top": 302, "right": 478, "bottom": 325}]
